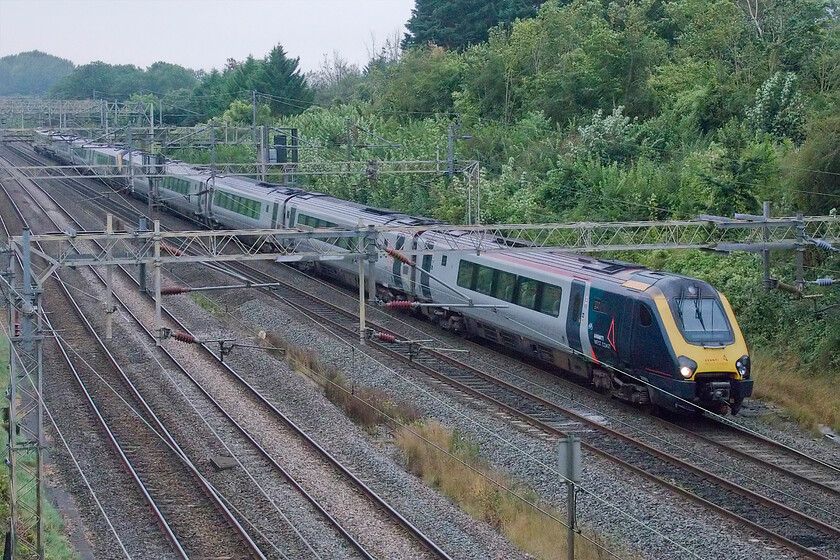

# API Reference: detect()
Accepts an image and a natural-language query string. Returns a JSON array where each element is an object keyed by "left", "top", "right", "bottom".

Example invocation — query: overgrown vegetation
[
  {"left": 396, "top": 421, "right": 616, "bottom": 560},
  {"left": 188, "top": 292, "right": 224, "bottom": 315},
  {"left": 264, "top": 332, "right": 421, "bottom": 431}
]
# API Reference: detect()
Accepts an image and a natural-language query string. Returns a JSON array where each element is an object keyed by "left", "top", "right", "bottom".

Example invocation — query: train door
[
  {"left": 288, "top": 206, "right": 297, "bottom": 228},
  {"left": 271, "top": 203, "right": 280, "bottom": 228},
  {"left": 420, "top": 247, "right": 433, "bottom": 299},
  {"left": 618, "top": 298, "right": 634, "bottom": 367},
  {"left": 392, "top": 235, "right": 405, "bottom": 290},
  {"left": 566, "top": 280, "right": 585, "bottom": 353},
  {"left": 630, "top": 301, "right": 672, "bottom": 377},
  {"left": 588, "top": 289, "right": 620, "bottom": 365}
]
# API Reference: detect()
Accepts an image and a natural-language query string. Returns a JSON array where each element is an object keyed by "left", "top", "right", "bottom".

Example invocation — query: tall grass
[
  {"left": 751, "top": 350, "right": 840, "bottom": 432},
  {"left": 396, "top": 422, "right": 618, "bottom": 560}
]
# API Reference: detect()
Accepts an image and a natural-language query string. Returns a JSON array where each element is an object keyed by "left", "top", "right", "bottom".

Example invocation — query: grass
[
  {"left": 396, "top": 422, "right": 618, "bottom": 560},
  {"left": 751, "top": 350, "right": 840, "bottom": 433},
  {"left": 268, "top": 328, "right": 619, "bottom": 558},
  {"left": 188, "top": 292, "right": 224, "bottom": 315},
  {"left": 0, "top": 335, "right": 77, "bottom": 559}
]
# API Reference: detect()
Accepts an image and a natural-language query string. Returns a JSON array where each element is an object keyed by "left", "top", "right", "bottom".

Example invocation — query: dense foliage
[
  {"left": 0, "top": 51, "right": 74, "bottom": 95},
  {"left": 403, "top": 0, "right": 547, "bottom": 50},
  {"left": 268, "top": 0, "right": 840, "bottom": 379},
  {"left": 49, "top": 60, "right": 197, "bottom": 100}
]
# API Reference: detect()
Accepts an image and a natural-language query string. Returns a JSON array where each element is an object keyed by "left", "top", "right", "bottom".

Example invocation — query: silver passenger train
[{"left": 33, "top": 130, "right": 753, "bottom": 414}]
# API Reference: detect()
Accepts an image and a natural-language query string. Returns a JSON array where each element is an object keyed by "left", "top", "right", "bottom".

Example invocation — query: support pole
[
  {"left": 359, "top": 252, "right": 366, "bottom": 346},
  {"left": 35, "top": 288, "right": 44, "bottom": 560},
  {"left": 105, "top": 214, "right": 114, "bottom": 340},
  {"left": 252, "top": 90, "right": 257, "bottom": 145},
  {"left": 796, "top": 212, "right": 805, "bottom": 292},
  {"left": 154, "top": 220, "right": 162, "bottom": 346},
  {"left": 138, "top": 217, "right": 147, "bottom": 293},
  {"left": 128, "top": 125, "right": 134, "bottom": 198},
  {"left": 258, "top": 126, "right": 266, "bottom": 182},
  {"left": 762, "top": 201, "right": 771, "bottom": 290},
  {"left": 557, "top": 435, "right": 581, "bottom": 560},
  {"left": 7, "top": 230, "right": 45, "bottom": 559},
  {"left": 346, "top": 119, "right": 353, "bottom": 163}
]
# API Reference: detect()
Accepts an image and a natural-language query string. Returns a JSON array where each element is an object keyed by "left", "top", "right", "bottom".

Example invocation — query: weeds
[
  {"left": 396, "top": 422, "right": 618, "bottom": 560},
  {"left": 188, "top": 292, "right": 224, "bottom": 315},
  {"left": 264, "top": 331, "right": 420, "bottom": 432},
  {"left": 751, "top": 350, "right": 840, "bottom": 432}
]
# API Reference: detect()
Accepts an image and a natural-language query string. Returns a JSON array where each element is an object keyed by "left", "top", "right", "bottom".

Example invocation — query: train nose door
[{"left": 566, "top": 280, "right": 585, "bottom": 354}]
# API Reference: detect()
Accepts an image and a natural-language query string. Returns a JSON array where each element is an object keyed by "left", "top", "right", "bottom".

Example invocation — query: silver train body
[{"left": 31, "top": 130, "right": 753, "bottom": 413}]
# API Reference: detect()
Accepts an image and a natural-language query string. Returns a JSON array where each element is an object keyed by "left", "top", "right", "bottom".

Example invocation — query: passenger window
[
  {"left": 441, "top": 255, "right": 447, "bottom": 267},
  {"left": 475, "top": 266, "right": 494, "bottom": 296},
  {"left": 492, "top": 270, "right": 516, "bottom": 302},
  {"left": 539, "top": 284, "right": 562, "bottom": 316},
  {"left": 516, "top": 277, "right": 539, "bottom": 310},
  {"left": 457, "top": 261, "right": 476, "bottom": 289},
  {"left": 639, "top": 304, "right": 653, "bottom": 327}
]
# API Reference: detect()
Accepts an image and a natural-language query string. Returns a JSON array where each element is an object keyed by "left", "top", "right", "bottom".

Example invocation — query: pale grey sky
[{"left": 0, "top": 0, "right": 415, "bottom": 73}]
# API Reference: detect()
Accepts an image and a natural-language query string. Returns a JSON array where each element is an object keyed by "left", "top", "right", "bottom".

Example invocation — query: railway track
[
  {"left": 7, "top": 141, "right": 840, "bottom": 558},
  {"left": 222, "top": 260, "right": 840, "bottom": 559},
  {"left": 0, "top": 143, "right": 452, "bottom": 560},
  {"left": 0, "top": 159, "right": 264, "bottom": 559}
]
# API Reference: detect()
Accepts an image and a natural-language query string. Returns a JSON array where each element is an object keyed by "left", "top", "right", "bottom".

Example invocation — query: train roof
[{"left": 293, "top": 193, "right": 444, "bottom": 228}]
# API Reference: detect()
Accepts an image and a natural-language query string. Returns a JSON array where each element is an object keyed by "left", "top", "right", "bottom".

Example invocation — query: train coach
[{"left": 30, "top": 130, "right": 753, "bottom": 415}]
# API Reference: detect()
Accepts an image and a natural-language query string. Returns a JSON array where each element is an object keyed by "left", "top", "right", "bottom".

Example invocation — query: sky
[{"left": 0, "top": 0, "right": 416, "bottom": 73}]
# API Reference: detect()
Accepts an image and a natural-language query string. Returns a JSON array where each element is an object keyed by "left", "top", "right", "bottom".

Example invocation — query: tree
[
  {"left": 403, "top": 0, "right": 547, "bottom": 50},
  {"left": 745, "top": 71, "right": 806, "bottom": 142},
  {"left": 0, "top": 51, "right": 74, "bottom": 95},
  {"left": 253, "top": 45, "right": 313, "bottom": 116},
  {"left": 792, "top": 115, "right": 840, "bottom": 213},
  {"left": 144, "top": 62, "right": 198, "bottom": 94}
]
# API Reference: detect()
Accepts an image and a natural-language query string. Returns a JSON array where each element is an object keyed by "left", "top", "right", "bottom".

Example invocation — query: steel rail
[
  {"left": 0, "top": 178, "right": 192, "bottom": 558},
  {"left": 4, "top": 145, "right": 451, "bottom": 560},
  {"left": 230, "top": 261, "right": 840, "bottom": 560},
  {"left": 12, "top": 141, "right": 838, "bottom": 558},
  {"left": 0, "top": 157, "right": 268, "bottom": 559}
]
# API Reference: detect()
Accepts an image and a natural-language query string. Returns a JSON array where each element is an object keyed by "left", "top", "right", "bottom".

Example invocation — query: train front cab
[{"left": 642, "top": 279, "right": 753, "bottom": 414}]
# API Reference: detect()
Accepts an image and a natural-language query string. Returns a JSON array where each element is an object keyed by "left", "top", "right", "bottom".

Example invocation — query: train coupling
[{"left": 699, "top": 381, "right": 731, "bottom": 408}]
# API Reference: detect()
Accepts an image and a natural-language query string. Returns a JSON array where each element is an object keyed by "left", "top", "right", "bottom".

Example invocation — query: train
[{"left": 31, "top": 130, "right": 753, "bottom": 415}]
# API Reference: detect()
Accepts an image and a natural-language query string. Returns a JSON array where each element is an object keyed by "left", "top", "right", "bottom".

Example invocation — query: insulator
[
  {"left": 814, "top": 278, "right": 835, "bottom": 287},
  {"left": 375, "top": 332, "right": 397, "bottom": 343},
  {"left": 386, "top": 300, "right": 416, "bottom": 309},
  {"left": 161, "top": 286, "right": 188, "bottom": 295},
  {"left": 384, "top": 246, "right": 413, "bottom": 266},
  {"left": 172, "top": 331, "right": 196, "bottom": 343},
  {"left": 810, "top": 238, "right": 839, "bottom": 252}
]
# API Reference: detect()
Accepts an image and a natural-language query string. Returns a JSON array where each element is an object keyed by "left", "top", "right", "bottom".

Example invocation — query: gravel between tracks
[
  {"left": 11, "top": 144, "right": 838, "bottom": 559},
  {"left": 167, "top": 260, "right": 819, "bottom": 560}
]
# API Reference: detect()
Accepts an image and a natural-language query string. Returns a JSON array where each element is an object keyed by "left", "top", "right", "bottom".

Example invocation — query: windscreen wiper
[{"left": 693, "top": 284, "right": 706, "bottom": 330}]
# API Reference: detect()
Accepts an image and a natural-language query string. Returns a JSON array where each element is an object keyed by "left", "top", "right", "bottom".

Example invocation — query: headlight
[
  {"left": 678, "top": 356, "right": 697, "bottom": 379},
  {"left": 736, "top": 355, "right": 750, "bottom": 379}
]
